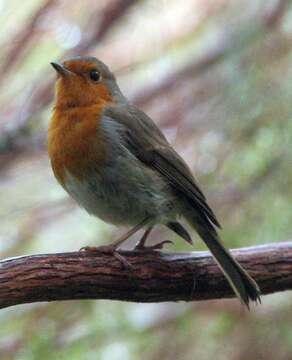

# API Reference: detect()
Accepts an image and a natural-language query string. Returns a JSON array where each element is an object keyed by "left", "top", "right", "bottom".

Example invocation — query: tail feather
[
  {"left": 188, "top": 216, "right": 261, "bottom": 307},
  {"left": 166, "top": 221, "right": 193, "bottom": 245}
]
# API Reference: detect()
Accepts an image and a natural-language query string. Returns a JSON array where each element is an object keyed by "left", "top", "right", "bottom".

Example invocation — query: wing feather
[{"left": 104, "top": 105, "right": 221, "bottom": 229}]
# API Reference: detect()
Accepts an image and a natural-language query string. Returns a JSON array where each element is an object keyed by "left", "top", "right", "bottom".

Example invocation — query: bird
[{"left": 48, "top": 56, "right": 261, "bottom": 307}]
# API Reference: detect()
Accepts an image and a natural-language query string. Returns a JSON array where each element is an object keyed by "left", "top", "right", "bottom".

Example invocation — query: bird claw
[
  {"left": 134, "top": 240, "right": 173, "bottom": 252},
  {"left": 79, "top": 245, "right": 133, "bottom": 270},
  {"left": 80, "top": 245, "right": 116, "bottom": 254}
]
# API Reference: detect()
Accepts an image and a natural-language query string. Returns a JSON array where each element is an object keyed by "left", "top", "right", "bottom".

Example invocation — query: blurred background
[{"left": 0, "top": 0, "right": 292, "bottom": 359}]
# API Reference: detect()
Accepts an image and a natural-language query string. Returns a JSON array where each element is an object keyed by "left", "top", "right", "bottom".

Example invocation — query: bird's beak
[{"left": 50, "top": 62, "right": 73, "bottom": 77}]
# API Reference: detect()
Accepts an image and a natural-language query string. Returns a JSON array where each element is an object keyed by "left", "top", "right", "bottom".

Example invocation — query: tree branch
[{"left": 0, "top": 242, "right": 291, "bottom": 309}]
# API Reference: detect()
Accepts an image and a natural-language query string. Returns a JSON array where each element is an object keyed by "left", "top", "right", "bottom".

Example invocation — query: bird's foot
[
  {"left": 134, "top": 240, "right": 173, "bottom": 252},
  {"left": 80, "top": 244, "right": 117, "bottom": 254},
  {"left": 79, "top": 245, "right": 132, "bottom": 269}
]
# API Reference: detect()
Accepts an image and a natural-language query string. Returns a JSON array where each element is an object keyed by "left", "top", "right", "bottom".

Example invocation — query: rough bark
[{"left": 0, "top": 242, "right": 291, "bottom": 309}]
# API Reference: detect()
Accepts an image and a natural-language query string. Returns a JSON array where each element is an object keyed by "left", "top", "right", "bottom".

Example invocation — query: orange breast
[{"left": 48, "top": 104, "right": 108, "bottom": 187}]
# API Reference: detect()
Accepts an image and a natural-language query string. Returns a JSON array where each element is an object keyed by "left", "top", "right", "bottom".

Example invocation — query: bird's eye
[{"left": 89, "top": 70, "right": 101, "bottom": 82}]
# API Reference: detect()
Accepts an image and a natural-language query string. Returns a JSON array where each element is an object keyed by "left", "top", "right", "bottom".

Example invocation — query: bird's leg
[
  {"left": 80, "top": 218, "right": 150, "bottom": 267},
  {"left": 134, "top": 226, "right": 173, "bottom": 252},
  {"left": 134, "top": 227, "right": 153, "bottom": 249}
]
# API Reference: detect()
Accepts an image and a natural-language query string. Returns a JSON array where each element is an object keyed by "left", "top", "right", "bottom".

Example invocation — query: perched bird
[{"left": 48, "top": 56, "right": 260, "bottom": 307}]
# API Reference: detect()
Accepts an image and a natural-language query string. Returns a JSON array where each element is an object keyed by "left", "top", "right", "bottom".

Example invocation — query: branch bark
[{"left": 0, "top": 242, "right": 291, "bottom": 309}]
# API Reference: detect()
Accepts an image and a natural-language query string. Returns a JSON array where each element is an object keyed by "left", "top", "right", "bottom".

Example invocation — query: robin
[{"left": 48, "top": 56, "right": 260, "bottom": 307}]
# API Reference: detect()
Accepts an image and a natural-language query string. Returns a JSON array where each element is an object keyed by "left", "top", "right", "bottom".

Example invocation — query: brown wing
[{"left": 104, "top": 105, "right": 221, "bottom": 229}]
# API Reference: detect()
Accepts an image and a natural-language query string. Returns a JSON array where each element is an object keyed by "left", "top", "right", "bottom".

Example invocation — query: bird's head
[{"left": 51, "top": 56, "right": 122, "bottom": 109}]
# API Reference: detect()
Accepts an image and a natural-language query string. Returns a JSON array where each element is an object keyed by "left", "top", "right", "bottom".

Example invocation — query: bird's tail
[{"left": 187, "top": 214, "right": 261, "bottom": 308}]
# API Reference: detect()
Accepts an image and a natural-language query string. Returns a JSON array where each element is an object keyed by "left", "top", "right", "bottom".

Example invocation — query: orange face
[{"left": 53, "top": 58, "right": 113, "bottom": 110}]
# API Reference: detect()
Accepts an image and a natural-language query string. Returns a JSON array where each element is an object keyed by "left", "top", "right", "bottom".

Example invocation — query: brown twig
[{"left": 0, "top": 242, "right": 291, "bottom": 309}]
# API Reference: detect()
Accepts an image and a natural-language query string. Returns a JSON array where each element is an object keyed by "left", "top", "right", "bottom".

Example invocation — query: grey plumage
[{"left": 102, "top": 103, "right": 261, "bottom": 307}]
